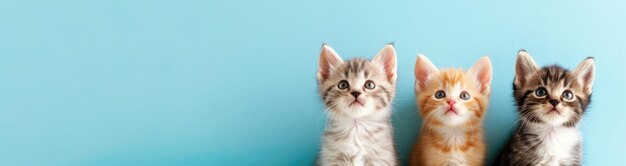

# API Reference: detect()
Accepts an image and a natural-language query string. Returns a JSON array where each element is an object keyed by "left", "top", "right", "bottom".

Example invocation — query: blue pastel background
[{"left": 1, "top": 0, "right": 625, "bottom": 165}]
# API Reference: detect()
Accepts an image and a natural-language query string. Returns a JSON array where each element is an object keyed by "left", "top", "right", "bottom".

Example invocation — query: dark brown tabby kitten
[{"left": 496, "top": 50, "right": 595, "bottom": 166}]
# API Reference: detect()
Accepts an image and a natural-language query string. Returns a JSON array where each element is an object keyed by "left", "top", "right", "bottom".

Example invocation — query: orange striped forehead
[{"left": 419, "top": 69, "right": 481, "bottom": 97}]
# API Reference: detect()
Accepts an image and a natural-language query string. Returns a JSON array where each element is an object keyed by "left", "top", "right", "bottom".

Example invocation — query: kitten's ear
[
  {"left": 414, "top": 54, "right": 438, "bottom": 92},
  {"left": 468, "top": 56, "right": 493, "bottom": 94},
  {"left": 572, "top": 57, "right": 595, "bottom": 94},
  {"left": 317, "top": 44, "right": 343, "bottom": 82},
  {"left": 372, "top": 44, "right": 398, "bottom": 83},
  {"left": 514, "top": 50, "right": 540, "bottom": 87}
]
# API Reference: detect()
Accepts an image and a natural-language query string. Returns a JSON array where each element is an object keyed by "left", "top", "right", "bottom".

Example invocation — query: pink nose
[{"left": 447, "top": 99, "right": 456, "bottom": 107}]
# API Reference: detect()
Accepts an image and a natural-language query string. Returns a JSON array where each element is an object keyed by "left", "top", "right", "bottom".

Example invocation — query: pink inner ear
[
  {"left": 414, "top": 66, "right": 430, "bottom": 90},
  {"left": 318, "top": 54, "right": 335, "bottom": 80},
  {"left": 477, "top": 71, "right": 491, "bottom": 93},
  {"left": 514, "top": 52, "right": 539, "bottom": 87},
  {"left": 575, "top": 59, "right": 595, "bottom": 94},
  {"left": 414, "top": 56, "right": 436, "bottom": 91},
  {"left": 318, "top": 61, "right": 330, "bottom": 80},
  {"left": 381, "top": 56, "right": 396, "bottom": 82},
  {"left": 582, "top": 71, "right": 593, "bottom": 86},
  {"left": 373, "top": 45, "right": 397, "bottom": 82},
  {"left": 473, "top": 62, "right": 492, "bottom": 93},
  {"left": 318, "top": 45, "right": 343, "bottom": 81},
  {"left": 317, "top": 54, "right": 330, "bottom": 80},
  {"left": 468, "top": 57, "right": 492, "bottom": 94}
]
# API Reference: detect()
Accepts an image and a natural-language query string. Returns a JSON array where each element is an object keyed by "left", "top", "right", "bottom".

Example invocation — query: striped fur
[
  {"left": 411, "top": 55, "right": 492, "bottom": 166},
  {"left": 316, "top": 44, "right": 398, "bottom": 166},
  {"left": 496, "top": 50, "right": 595, "bottom": 166}
]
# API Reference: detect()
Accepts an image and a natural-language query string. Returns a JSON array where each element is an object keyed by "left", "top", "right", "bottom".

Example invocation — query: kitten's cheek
[{"left": 563, "top": 108, "right": 574, "bottom": 116}]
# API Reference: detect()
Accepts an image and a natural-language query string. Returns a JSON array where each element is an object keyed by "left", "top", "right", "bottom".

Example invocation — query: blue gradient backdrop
[{"left": 1, "top": 0, "right": 625, "bottom": 165}]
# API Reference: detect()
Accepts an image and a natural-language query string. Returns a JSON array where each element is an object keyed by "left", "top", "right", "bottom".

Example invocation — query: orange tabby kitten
[{"left": 410, "top": 55, "right": 492, "bottom": 166}]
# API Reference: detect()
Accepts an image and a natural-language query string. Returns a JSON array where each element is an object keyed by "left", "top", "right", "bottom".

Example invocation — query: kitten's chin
[
  {"left": 436, "top": 111, "right": 470, "bottom": 126},
  {"left": 330, "top": 104, "right": 388, "bottom": 119},
  {"left": 536, "top": 109, "right": 569, "bottom": 126},
  {"left": 348, "top": 101, "right": 365, "bottom": 108},
  {"left": 441, "top": 117, "right": 469, "bottom": 126}
]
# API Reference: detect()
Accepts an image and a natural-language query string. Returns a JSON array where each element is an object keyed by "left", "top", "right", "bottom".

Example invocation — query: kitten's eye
[
  {"left": 562, "top": 90, "right": 574, "bottom": 100},
  {"left": 535, "top": 87, "right": 548, "bottom": 97},
  {"left": 364, "top": 81, "right": 376, "bottom": 90},
  {"left": 460, "top": 91, "right": 471, "bottom": 100},
  {"left": 434, "top": 90, "right": 446, "bottom": 99},
  {"left": 337, "top": 80, "right": 349, "bottom": 90}
]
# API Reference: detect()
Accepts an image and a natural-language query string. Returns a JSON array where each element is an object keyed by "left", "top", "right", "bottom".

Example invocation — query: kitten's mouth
[
  {"left": 546, "top": 108, "right": 561, "bottom": 115},
  {"left": 445, "top": 108, "right": 458, "bottom": 115},
  {"left": 350, "top": 100, "right": 364, "bottom": 107}
]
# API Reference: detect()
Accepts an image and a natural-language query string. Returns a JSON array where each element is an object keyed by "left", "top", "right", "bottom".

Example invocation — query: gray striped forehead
[{"left": 341, "top": 58, "right": 376, "bottom": 79}]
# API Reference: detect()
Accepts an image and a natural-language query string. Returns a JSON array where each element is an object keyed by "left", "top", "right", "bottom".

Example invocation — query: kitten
[
  {"left": 495, "top": 50, "right": 595, "bottom": 166},
  {"left": 410, "top": 55, "right": 492, "bottom": 166},
  {"left": 316, "top": 44, "right": 398, "bottom": 166}
]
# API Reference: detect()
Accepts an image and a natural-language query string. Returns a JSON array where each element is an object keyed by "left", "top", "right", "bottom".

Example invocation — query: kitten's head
[
  {"left": 513, "top": 50, "right": 595, "bottom": 127},
  {"left": 414, "top": 55, "right": 492, "bottom": 126},
  {"left": 317, "top": 44, "right": 397, "bottom": 118}
]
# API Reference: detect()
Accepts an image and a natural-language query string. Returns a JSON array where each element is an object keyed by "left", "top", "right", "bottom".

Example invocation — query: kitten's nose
[
  {"left": 447, "top": 99, "right": 456, "bottom": 107},
  {"left": 549, "top": 99, "right": 560, "bottom": 106},
  {"left": 351, "top": 91, "right": 361, "bottom": 98}
]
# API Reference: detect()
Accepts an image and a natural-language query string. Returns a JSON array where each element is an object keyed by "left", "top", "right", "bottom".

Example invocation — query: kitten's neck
[
  {"left": 427, "top": 124, "right": 483, "bottom": 136},
  {"left": 520, "top": 121, "right": 580, "bottom": 133},
  {"left": 424, "top": 119, "right": 482, "bottom": 131},
  {"left": 424, "top": 121, "right": 483, "bottom": 148},
  {"left": 327, "top": 107, "right": 392, "bottom": 122}
]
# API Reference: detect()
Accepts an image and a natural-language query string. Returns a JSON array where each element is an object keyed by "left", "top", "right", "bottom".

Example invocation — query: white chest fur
[
  {"left": 432, "top": 126, "right": 473, "bottom": 165},
  {"left": 532, "top": 125, "right": 581, "bottom": 165},
  {"left": 319, "top": 116, "right": 395, "bottom": 166}
]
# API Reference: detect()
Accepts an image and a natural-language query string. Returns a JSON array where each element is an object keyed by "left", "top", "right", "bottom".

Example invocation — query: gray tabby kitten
[
  {"left": 496, "top": 50, "right": 595, "bottom": 166},
  {"left": 317, "top": 44, "right": 398, "bottom": 166}
]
